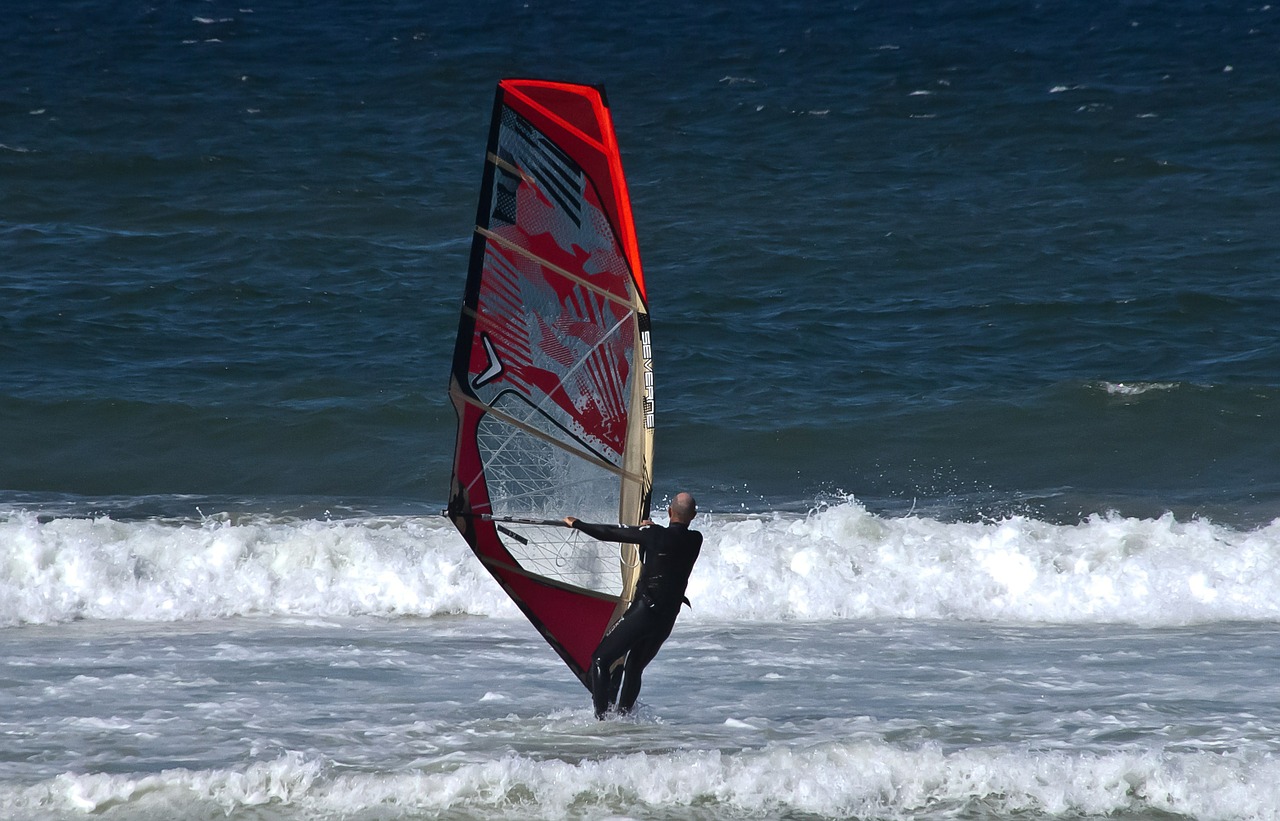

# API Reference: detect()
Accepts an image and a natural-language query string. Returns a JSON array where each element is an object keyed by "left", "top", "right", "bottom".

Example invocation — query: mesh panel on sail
[{"left": 478, "top": 392, "right": 625, "bottom": 595}]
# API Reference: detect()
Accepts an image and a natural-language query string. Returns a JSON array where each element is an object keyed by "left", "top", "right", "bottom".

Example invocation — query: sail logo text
[{"left": 641, "top": 330, "right": 654, "bottom": 429}]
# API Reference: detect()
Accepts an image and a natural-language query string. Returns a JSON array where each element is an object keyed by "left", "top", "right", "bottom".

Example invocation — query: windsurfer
[{"left": 563, "top": 492, "right": 702, "bottom": 719}]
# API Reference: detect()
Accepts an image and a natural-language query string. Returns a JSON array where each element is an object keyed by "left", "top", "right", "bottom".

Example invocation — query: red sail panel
[
  {"left": 500, "top": 79, "right": 646, "bottom": 304},
  {"left": 446, "top": 79, "right": 653, "bottom": 687}
]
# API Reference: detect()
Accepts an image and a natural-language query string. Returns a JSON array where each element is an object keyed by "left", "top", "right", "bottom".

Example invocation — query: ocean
[{"left": 3, "top": 0, "right": 1279, "bottom": 818}]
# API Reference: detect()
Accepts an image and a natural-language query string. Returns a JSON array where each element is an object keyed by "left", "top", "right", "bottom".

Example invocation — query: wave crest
[
  {"left": 5, "top": 743, "right": 1277, "bottom": 820},
  {"left": 4, "top": 501, "right": 1279, "bottom": 628}
]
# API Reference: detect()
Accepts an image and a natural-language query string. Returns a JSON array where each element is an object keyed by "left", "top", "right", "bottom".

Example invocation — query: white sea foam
[
  {"left": 3, "top": 743, "right": 1277, "bottom": 820},
  {"left": 3, "top": 502, "right": 1279, "bottom": 628},
  {"left": 1099, "top": 380, "right": 1180, "bottom": 396},
  {"left": 0, "top": 512, "right": 515, "bottom": 626},
  {"left": 690, "top": 502, "right": 1280, "bottom": 624}
]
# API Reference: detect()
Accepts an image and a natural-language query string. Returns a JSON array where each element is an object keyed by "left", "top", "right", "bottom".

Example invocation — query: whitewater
[
  {"left": 5, "top": 500, "right": 1280, "bottom": 627},
  {"left": 4, "top": 502, "right": 1279, "bottom": 819}
]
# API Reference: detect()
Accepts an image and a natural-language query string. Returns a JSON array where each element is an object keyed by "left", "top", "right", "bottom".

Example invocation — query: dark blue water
[{"left": 4, "top": 0, "right": 1278, "bottom": 524}]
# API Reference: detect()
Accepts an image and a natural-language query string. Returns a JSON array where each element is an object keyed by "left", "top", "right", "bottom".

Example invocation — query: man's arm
[{"left": 563, "top": 518, "right": 646, "bottom": 544}]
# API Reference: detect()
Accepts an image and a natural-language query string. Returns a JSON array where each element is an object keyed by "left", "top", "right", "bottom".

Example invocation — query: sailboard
[{"left": 446, "top": 79, "right": 654, "bottom": 687}]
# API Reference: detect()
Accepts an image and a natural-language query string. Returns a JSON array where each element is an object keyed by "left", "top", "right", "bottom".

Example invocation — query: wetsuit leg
[
  {"left": 589, "top": 600, "right": 653, "bottom": 718},
  {"left": 606, "top": 660, "right": 625, "bottom": 707},
  {"left": 588, "top": 657, "right": 625, "bottom": 713},
  {"left": 615, "top": 616, "right": 675, "bottom": 715},
  {"left": 587, "top": 658, "right": 612, "bottom": 719}
]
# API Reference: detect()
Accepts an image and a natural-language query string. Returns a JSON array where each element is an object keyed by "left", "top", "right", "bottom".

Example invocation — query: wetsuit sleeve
[{"left": 570, "top": 521, "right": 645, "bottom": 544}]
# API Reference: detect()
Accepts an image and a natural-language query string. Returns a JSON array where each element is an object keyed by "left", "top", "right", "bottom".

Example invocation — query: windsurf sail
[{"left": 446, "top": 79, "right": 654, "bottom": 687}]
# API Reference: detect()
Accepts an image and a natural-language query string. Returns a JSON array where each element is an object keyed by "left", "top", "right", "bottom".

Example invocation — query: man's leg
[
  {"left": 589, "top": 602, "right": 651, "bottom": 718},
  {"left": 588, "top": 658, "right": 613, "bottom": 719},
  {"left": 607, "top": 658, "right": 626, "bottom": 707},
  {"left": 616, "top": 619, "right": 674, "bottom": 715}
]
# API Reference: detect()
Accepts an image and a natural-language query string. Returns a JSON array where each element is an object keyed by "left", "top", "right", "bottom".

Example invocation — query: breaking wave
[{"left": 4, "top": 499, "right": 1279, "bottom": 628}]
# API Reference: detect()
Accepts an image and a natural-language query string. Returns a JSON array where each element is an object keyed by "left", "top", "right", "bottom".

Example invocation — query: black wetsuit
[{"left": 569, "top": 519, "right": 702, "bottom": 718}]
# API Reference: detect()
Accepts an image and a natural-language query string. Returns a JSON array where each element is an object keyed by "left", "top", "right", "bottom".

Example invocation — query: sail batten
[{"left": 447, "top": 79, "right": 653, "bottom": 687}]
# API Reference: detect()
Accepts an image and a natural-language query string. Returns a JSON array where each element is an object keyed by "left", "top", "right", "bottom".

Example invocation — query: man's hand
[{"left": 563, "top": 516, "right": 578, "bottom": 527}]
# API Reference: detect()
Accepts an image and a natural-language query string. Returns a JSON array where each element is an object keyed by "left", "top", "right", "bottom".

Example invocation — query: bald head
[{"left": 668, "top": 492, "right": 697, "bottom": 524}]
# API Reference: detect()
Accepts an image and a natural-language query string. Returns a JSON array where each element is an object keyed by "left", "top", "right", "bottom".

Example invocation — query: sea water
[{"left": 4, "top": 0, "right": 1280, "bottom": 818}]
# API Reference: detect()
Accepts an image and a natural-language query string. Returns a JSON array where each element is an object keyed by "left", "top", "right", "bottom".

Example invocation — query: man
[{"left": 563, "top": 492, "right": 702, "bottom": 719}]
